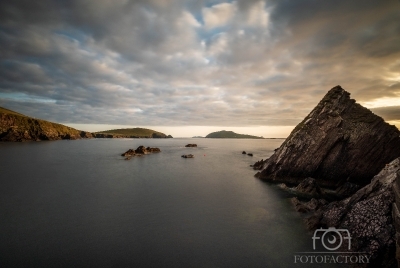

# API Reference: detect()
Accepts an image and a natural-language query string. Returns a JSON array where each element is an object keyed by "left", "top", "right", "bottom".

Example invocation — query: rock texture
[
  {"left": 251, "top": 159, "right": 267, "bottom": 170},
  {"left": 0, "top": 107, "right": 93, "bottom": 141},
  {"left": 121, "top": 146, "right": 161, "bottom": 159},
  {"left": 257, "top": 86, "right": 400, "bottom": 189},
  {"left": 295, "top": 177, "right": 325, "bottom": 198},
  {"left": 303, "top": 158, "right": 400, "bottom": 268}
]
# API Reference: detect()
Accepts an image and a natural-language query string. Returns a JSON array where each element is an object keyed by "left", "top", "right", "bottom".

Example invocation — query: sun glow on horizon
[{"left": 63, "top": 123, "right": 295, "bottom": 138}]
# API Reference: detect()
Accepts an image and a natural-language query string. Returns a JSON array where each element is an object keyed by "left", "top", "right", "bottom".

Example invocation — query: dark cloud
[
  {"left": 0, "top": 0, "right": 399, "bottom": 129},
  {"left": 371, "top": 106, "right": 400, "bottom": 121}
]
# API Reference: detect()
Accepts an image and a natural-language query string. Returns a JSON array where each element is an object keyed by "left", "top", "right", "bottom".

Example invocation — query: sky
[{"left": 0, "top": 0, "right": 399, "bottom": 137}]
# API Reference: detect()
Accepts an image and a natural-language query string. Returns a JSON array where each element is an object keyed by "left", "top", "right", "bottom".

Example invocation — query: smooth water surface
[{"left": 0, "top": 138, "right": 317, "bottom": 267}]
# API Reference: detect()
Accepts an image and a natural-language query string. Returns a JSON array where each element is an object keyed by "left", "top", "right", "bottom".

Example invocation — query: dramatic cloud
[{"left": 0, "top": 0, "right": 399, "bottom": 133}]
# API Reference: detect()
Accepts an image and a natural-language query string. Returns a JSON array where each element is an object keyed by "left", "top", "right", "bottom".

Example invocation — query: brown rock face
[
  {"left": 258, "top": 86, "right": 400, "bottom": 188},
  {"left": 304, "top": 158, "right": 400, "bottom": 268}
]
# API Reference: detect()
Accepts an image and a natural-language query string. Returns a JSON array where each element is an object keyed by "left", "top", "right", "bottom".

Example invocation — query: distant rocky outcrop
[
  {"left": 96, "top": 128, "right": 172, "bottom": 139},
  {"left": 121, "top": 146, "right": 161, "bottom": 159},
  {"left": 206, "top": 130, "right": 263, "bottom": 139},
  {"left": 181, "top": 154, "right": 194, "bottom": 158},
  {"left": 256, "top": 86, "right": 400, "bottom": 189},
  {"left": 251, "top": 159, "right": 267, "bottom": 170},
  {"left": 0, "top": 106, "right": 93, "bottom": 141},
  {"left": 299, "top": 158, "right": 400, "bottom": 268}
]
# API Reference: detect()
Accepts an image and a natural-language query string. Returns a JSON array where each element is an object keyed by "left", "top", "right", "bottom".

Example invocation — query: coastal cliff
[
  {"left": 254, "top": 86, "right": 400, "bottom": 267},
  {"left": 301, "top": 157, "right": 400, "bottom": 268},
  {"left": 0, "top": 107, "right": 93, "bottom": 141},
  {"left": 257, "top": 86, "right": 400, "bottom": 189}
]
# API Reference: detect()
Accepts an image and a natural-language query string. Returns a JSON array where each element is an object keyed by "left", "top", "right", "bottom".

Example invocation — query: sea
[{"left": 0, "top": 138, "right": 325, "bottom": 267}]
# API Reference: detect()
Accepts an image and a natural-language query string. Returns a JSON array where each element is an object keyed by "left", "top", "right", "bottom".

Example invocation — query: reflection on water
[{"left": 0, "top": 138, "right": 331, "bottom": 267}]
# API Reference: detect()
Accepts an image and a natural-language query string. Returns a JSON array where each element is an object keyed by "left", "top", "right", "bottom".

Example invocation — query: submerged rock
[
  {"left": 181, "top": 154, "right": 194, "bottom": 158},
  {"left": 185, "top": 144, "right": 197, "bottom": 147},
  {"left": 258, "top": 86, "right": 400, "bottom": 189},
  {"left": 121, "top": 146, "right": 161, "bottom": 158}
]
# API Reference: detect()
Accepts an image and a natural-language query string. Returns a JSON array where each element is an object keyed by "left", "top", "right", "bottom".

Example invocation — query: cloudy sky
[{"left": 0, "top": 0, "right": 399, "bottom": 137}]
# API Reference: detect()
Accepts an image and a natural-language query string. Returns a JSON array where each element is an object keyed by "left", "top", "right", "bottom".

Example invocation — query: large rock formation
[
  {"left": 257, "top": 86, "right": 400, "bottom": 189},
  {"left": 0, "top": 107, "right": 93, "bottom": 141},
  {"left": 302, "top": 157, "right": 400, "bottom": 268}
]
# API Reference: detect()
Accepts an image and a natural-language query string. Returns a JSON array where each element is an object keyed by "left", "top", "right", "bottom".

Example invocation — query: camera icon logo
[{"left": 312, "top": 227, "right": 351, "bottom": 251}]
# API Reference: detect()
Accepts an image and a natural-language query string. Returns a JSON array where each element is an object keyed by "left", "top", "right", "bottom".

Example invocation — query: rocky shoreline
[{"left": 254, "top": 86, "right": 400, "bottom": 267}]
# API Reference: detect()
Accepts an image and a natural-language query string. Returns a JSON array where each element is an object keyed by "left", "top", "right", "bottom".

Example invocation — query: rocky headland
[
  {"left": 0, "top": 107, "right": 93, "bottom": 141},
  {"left": 254, "top": 86, "right": 400, "bottom": 267},
  {"left": 0, "top": 107, "right": 173, "bottom": 142},
  {"left": 256, "top": 86, "right": 400, "bottom": 189}
]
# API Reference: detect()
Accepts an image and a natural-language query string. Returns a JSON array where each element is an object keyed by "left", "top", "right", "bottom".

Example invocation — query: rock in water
[
  {"left": 185, "top": 144, "right": 197, "bottom": 147},
  {"left": 121, "top": 146, "right": 161, "bottom": 157},
  {"left": 258, "top": 86, "right": 400, "bottom": 189}
]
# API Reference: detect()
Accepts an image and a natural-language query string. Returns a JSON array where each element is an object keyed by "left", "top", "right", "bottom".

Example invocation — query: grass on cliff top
[
  {"left": 0, "top": 106, "right": 81, "bottom": 134},
  {"left": 96, "top": 127, "right": 166, "bottom": 137},
  {"left": 205, "top": 130, "right": 264, "bottom": 139},
  {"left": 0, "top": 107, "right": 28, "bottom": 117}
]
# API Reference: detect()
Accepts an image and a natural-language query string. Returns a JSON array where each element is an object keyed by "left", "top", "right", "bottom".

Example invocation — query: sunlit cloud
[{"left": 0, "top": 0, "right": 399, "bottom": 136}]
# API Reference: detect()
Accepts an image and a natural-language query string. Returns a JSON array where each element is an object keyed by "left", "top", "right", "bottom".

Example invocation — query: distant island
[
  {"left": 205, "top": 130, "right": 264, "bottom": 139},
  {"left": 95, "top": 128, "right": 172, "bottom": 139},
  {"left": 192, "top": 136, "right": 204, "bottom": 138}
]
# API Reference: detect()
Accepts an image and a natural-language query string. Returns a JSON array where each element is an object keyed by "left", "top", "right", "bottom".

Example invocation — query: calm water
[{"left": 0, "top": 138, "right": 317, "bottom": 267}]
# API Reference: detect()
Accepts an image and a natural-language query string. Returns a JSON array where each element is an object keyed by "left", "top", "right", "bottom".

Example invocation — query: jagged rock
[
  {"left": 258, "top": 86, "right": 400, "bottom": 189},
  {"left": 185, "top": 144, "right": 197, "bottom": 147},
  {"left": 291, "top": 197, "right": 327, "bottom": 213},
  {"left": 252, "top": 159, "right": 267, "bottom": 170},
  {"left": 121, "top": 146, "right": 161, "bottom": 157},
  {"left": 181, "top": 154, "right": 194, "bottom": 158},
  {"left": 305, "top": 158, "right": 400, "bottom": 268},
  {"left": 335, "top": 182, "right": 361, "bottom": 198},
  {"left": 295, "top": 177, "right": 325, "bottom": 198}
]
